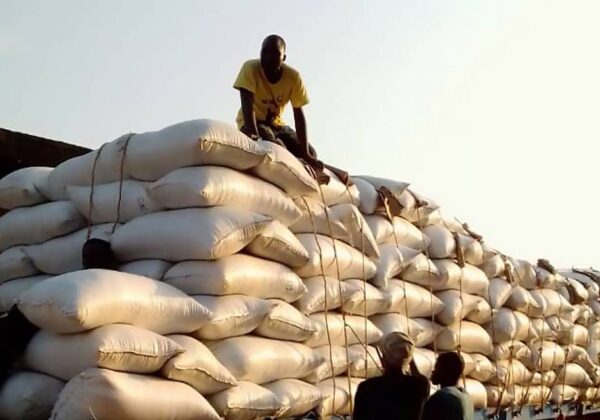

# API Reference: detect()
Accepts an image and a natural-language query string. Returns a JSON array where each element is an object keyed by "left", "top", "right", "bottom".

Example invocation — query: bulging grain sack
[
  {"left": 460, "top": 378, "right": 487, "bottom": 409},
  {"left": 0, "top": 275, "right": 50, "bottom": 313},
  {"left": 492, "top": 340, "right": 531, "bottom": 362},
  {"left": 160, "top": 335, "right": 238, "bottom": 395},
  {"left": 385, "top": 279, "right": 444, "bottom": 318},
  {"left": 494, "top": 359, "right": 532, "bottom": 385},
  {"left": 328, "top": 203, "right": 379, "bottom": 258},
  {"left": 208, "top": 380, "right": 280, "bottom": 420},
  {"left": 147, "top": 166, "right": 301, "bottom": 225},
  {"left": 560, "top": 269, "right": 600, "bottom": 300},
  {"left": 411, "top": 318, "right": 443, "bottom": 347},
  {"left": 24, "top": 223, "right": 116, "bottom": 275},
  {"left": 306, "top": 313, "right": 383, "bottom": 348},
  {"left": 369, "top": 313, "right": 426, "bottom": 345},
  {"left": 422, "top": 224, "right": 483, "bottom": 265},
  {"left": 263, "top": 379, "right": 321, "bottom": 418},
  {"left": 316, "top": 379, "right": 350, "bottom": 417},
  {"left": 252, "top": 139, "right": 318, "bottom": 196},
  {"left": 432, "top": 260, "right": 489, "bottom": 296},
  {"left": 557, "top": 363, "right": 594, "bottom": 387},
  {"left": 118, "top": 259, "right": 172, "bottom": 281},
  {"left": 112, "top": 207, "right": 271, "bottom": 262},
  {"left": 348, "top": 344, "right": 383, "bottom": 378},
  {"left": 505, "top": 286, "right": 543, "bottom": 317},
  {"left": 245, "top": 220, "right": 309, "bottom": 267},
  {"left": 164, "top": 255, "right": 306, "bottom": 302},
  {"left": 318, "top": 169, "right": 360, "bottom": 206},
  {"left": 0, "top": 201, "right": 85, "bottom": 251},
  {"left": 295, "top": 276, "right": 358, "bottom": 315},
  {"left": 295, "top": 234, "right": 377, "bottom": 280},
  {"left": 0, "top": 247, "right": 39, "bottom": 284},
  {"left": 534, "top": 266, "right": 567, "bottom": 290},
  {"left": 67, "top": 180, "right": 161, "bottom": 224},
  {"left": 559, "top": 277, "right": 590, "bottom": 305},
  {"left": 303, "top": 345, "right": 350, "bottom": 383},
  {"left": 354, "top": 176, "right": 409, "bottom": 203},
  {"left": 435, "top": 291, "right": 487, "bottom": 326},
  {"left": 558, "top": 324, "right": 589, "bottom": 347},
  {"left": 207, "top": 336, "right": 324, "bottom": 384},
  {"left": 0, "top": 371, "right": 64, "bottom": 420},
  {"left": 50, "top": 368, "right": 219, "bottom": 420},
  {"left": 485, "top": 308, "right": 536, "bottom": 343},
  {"left": 289, "top": 196, "right": 348, "bottom": 239},
  {"left": 509, "top": 258, "right": 537, "bottom": 289},
  {"left": 352, "top": 176, "right": 380, "bottom": 214},
  {"left": 435, "top": 321, "right": 493, "bottom": 355},
  {"left": 0, "top": 167, "right": 51, "bottom": 210},
  {"left": 18, "top": 269, "right": 211, "bottom": 334},
  {"left": 400, "top": 253, "right": 440, "bottom": 285},
  {"left": 366, "top": 215, "right": 428, "bottom": 250},
  {"left": 412, "top": 347, "right": 437, "bottom": 378},
  {"left": 551, "top": 384, "right": 580, "bottom": 403},
  {"left": 485, "top": 385, "right": 514, "bottom": 408},
  {"left": 469, "top": 354, "right": 495, "bottom": 382},
  {"left": 192, "top": 295, "right": 272, "bottom": 340},
  {"left": 479, "top": 251, "right": 506, "bottom": 279},
  {"left": 529, "top": 288, "right": 574, "bottom": 317},
  {"left": 488, "top": 277, "right": 514, "bottom": 309},
  {"left": 524, "top": 340, "right": 565, "bottom": 371},
  {"left": 255, "top": 299, "right": 317, "bottom": 341},
  {"left": 25, "top": 324, "right": 182, "bottom": 380},
  {"left": 371, "top": 244, "right": 420, "bottom": 287},
  {"left": 342, "top": 280, "right": 390, "bottom": 316}
]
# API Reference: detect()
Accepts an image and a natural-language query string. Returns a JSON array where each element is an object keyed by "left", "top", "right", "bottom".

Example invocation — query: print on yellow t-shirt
[{"left": 234, "top": 59, "right": 309, "bottom": 128}]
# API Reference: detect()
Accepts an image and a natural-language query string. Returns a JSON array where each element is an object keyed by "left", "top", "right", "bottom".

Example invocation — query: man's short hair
[
  {"left": 82, "top": 238, "right": 118, "bottom": 270},
  {"left": 263, "top": 34, "right": 286, "bottom": 51},
  {"left": 435, "top": 352, "right": 465, "bottom": 384},
  {"left": 379, "top": 332, "right": 414, "bottom": 367}
]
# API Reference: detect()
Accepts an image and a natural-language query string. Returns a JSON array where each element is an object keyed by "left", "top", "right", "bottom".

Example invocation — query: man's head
[
  {"left": 378, "top": 332, "right": 414, "bottom": 373},
  {"left": 431, "top": 352, "right": 465, "bottom": 387},
  {"left": 260, "top": 34, "right": 286, "bottom": 75},
  {"left": 82, "top": 238, "right": 119, "bottom": 270}
]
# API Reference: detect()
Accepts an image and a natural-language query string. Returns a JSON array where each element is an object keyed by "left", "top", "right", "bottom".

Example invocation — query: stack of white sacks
[{"left": 0, "top": 118, "right": 599, "bottom": 419}]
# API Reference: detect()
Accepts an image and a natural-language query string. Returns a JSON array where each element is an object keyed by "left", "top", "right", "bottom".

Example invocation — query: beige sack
[
  {"left": 329, "top": 204, "right": 379, "bottom": 258},
  {"left": 50, "top": 368, "right": 219, "bottom": 420},
  {"left": 112, "top": 207, "right": 270, "bottom": 262},
  {"left": 207, "top": 336, "right": 324, "bottom": 384},
  {"left": 0, "top": 167, "right": 51, "bottom": 210},
  {"left": 24, "top": 223, "right": 116, "bottom": 275},
  {"left": 303, "top": 346, "right": 350, "bottom": 383},
  {"left": 318, "top": 169, "right": 360, "bottom": 207},
  {"left": 485, "top": 385, "right": 514, "bottom": 408},
  {"left": 67, "top": 180, "right": 161, "bottom": 224},
  {"left": 486, "top": 308, "right": 536, "bottom": 343},
  {"left": 164, "top": 255, "right": 306, "bottom": 302},
  {"left": 0, "top": 201, "right": 85, "bottom": 251},
  {"left": 435, "top": 291, "right": 487, "bottom": 326},
  {"left": 147, "top": 166, "right": 301, "bottom": 225},
  {"left": 25, "top": 324, "right": 182, "bottom": 380},
  {"left": 385, "top": 279, "right": 444, "bottom": 318},
  {"left": 369, "top": 313, "right": 426, "bottom": 345},
  {"left": 306, "top": 313, "right": 383, "bottom": 348},
  {"left": 289, "top": 196, "right": 348, "bottom": 238},
  {"left": 0, "top": 275, "right": 50, "bottom": 313},
  {"left": 422, "top": 224, "right": 483, "bottom": 265},
  {"left": 18, "top": 269, "right": 211, "bottom": 334},
  {"left": 431, "top": 260, "right": 489, "bottom": 297},
  {"left": 0, "top": 371, "right": 64, "bottom": 420},
  {"left": 245, "top": 220, "right": 309, "bottom": 267},
  {"left": 411, "top": 318, "right": 443, "bottom": 347},
  {"left": 412, "top": 348, "right": 437, "bottom": 378},
  {"left": 295, "top": 234, "right": 377, "bottom": 280},
  {"left": 492, "top": 340, "right": 531, "bottom": 362},
  {"left": 400, "top": 253, "right": 440, "bottom": 285},
  {"left": 354, "top": 176, "right": 409, "bottom": 202},
  {"left": 366, "top": 215, "right": 428, "bottom": 250},
  {"left": 529, "top": 288, "right": 574, "bottom": 317},
  {"left": 557, "top": 363, "right": 593, "bottom": 387},
  {"left": 295, "top": 276, "right": 358, "bottom": 315},
  {"left": 494, "top": 359, "right": 533, "bottom": 385},
  {"left": 435, "top": 321, "right": 493, "bottom": 355},
  {"left": 161, "top": 335, "right": 238, "bottom": 395},
  {"left": 119, "top": 260, "right": 172, "bottom": 281},
  {"left": 372, "top": 244, "right": 420, "bottom": 287},
  {"left": 316, "top": 379, "right": 350, "bottom": 417},
  {"left": 459, "top": 378, "right": 487, "bottom": 409},
  {"left": 264, "top": 379, "right": 321, "bottom": 418},
  {"left": 251, "top": 139, "right": 318, "bottom": 196},
  {"left": 469, "top": 354, "right": 495, "bottom": 382},
  {"left": 524, "top": 340, "right": 566, "bottom": 371},
  {"left": 551, "top": 384, "right": 580, "bottom": 403},
  {"left": 509, "top": 258, "right": 538, "bottom": 290},
  {"left": 488, "top": 277, "right": 514, "bottom": 309},
  {"left": 348, "top": 344, "right": 383, "bottom": 378},
  {"left": 255, "top": 299, "right": 317, "bottom": 342},
  {"left": 208, "top": 380, "right": 280, "bottom": 420},
  {"left": 479, "top": 253, "right": 506, "bottom": 279},
  {"left": 505, "top": 286, "right": 543, "bottom": 317},
  {"left": 558, "top": 324, "right": 589, "bottom": 347},
  {"left": 352, "top": 176, "right": 380, "bottom": 215},
  {"left": 192, "top": 295, "right": 272, "bottom": 340},
  {"left": 0, "top": 247, "right": 39, "bottom": 283},
  {"left": 342, "top": 280, "right": 390, "bottom": 316}
]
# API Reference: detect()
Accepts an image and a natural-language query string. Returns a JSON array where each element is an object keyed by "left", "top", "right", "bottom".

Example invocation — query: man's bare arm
[
  {"left": 239, "top": 88, "right": 259, "bottom": 137},
  {"left": 293, "top": 107, "right": 313, "bottom": 159}
]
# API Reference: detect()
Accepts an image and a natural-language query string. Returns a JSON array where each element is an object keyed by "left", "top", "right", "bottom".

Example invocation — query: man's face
[{"left": 260, "top": 40, "right": 285, "bottom": 74}]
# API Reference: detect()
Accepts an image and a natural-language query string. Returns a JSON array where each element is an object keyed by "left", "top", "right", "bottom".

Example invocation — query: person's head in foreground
[
  {"left": 82, "top": 238, "right": 119, "bottom": 270},
  {"left": 431, "top": 351, "right": 465, "bottom": 387},
  {"left": 379, "top": 331, "right": 415, "bottom": 375},
  {"left": 260, "top": 34, "right": 286, "bottom": 77}
]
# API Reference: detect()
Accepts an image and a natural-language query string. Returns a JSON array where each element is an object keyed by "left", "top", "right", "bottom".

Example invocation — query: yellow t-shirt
[{"left": 234, "top": 59, "right": 309, "bottom": 128}]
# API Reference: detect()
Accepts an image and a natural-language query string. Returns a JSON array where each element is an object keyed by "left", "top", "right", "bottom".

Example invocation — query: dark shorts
[{"left": 257, "top": 122, "right": 317, "bottom": 159}]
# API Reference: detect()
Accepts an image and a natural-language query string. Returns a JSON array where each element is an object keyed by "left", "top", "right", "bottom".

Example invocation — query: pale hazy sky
[{"left": 1, "top": 1, "right": 599, "bottom": 268}]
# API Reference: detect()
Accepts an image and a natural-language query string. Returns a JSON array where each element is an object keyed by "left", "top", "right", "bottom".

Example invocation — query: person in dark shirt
[
  {"left": 422, "top": 352, "right": 474, "bottom": 420},
  {"left": 353, "top": 332, "right": 430, "bottom": 420},
  {"left": 0, "top": 238, "right": 119, "bottom": 381}
]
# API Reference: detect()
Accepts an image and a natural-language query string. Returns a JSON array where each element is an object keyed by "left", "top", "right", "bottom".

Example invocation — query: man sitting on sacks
[
  {"left": 0, "top": 239, "right": 119, "bottom": 383},
  {"left": 423, "top": 352, "right": 474, "bottom": 420},
  {"left": 353, "top": 332, "right": 430, "bottom": 420}
]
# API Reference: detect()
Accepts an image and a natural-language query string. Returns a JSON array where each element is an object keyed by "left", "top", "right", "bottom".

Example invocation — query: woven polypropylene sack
[
  {"left": 0, "top": 371, "right": 64, "bottom": 420},
  {"left": 305, "top": 313, "right": 383, "bottom": 348},
  {"left": 0, "top": 167, "right": 51, "bottom": 210},
  {"left": 208, "top": 380, "right": 281, "bottom": 420},
  {"left": 118, "top": 260, "right": 172, "bottom": 281},
  {"left": 263, "top": 379, "right": 321, "bottom": 418},
  {"left": 294, "top": 276, "right": 358, "bottom": 315},
  {"left": 0, "top": 275, "right": 50, "bottom": 313},
  {"left": 245, "top": 220, "right": 309, "bottom": 267},
  {"left": 255, "top": 299, "right": 317, "bottom": 342}
]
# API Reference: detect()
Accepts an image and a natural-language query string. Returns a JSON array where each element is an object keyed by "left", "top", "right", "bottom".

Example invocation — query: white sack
[
  {"left": 385, "top": 279, "right": 444, "bottom": 318},
  {"left": 524, "top": 340, "right": 566, "bottom": 371},
  {"left": 245, "top": 220, "right": 309, "bottom": 267},
  {"left": 352, "top": 176, "right": 381, "bottom": 214},
  {"left": 369, "top": 313, "right": 426, "bottom": 346},
  {"left": 488, "top": 277, "right": 514, "bottom": 309},
  {"left": 469, "top": 354, "right": 495, "bottom": 382},
  {"left": 0, "top": 371, "right": 64, "bottom": 420},
  {"left": 435, "top": 291, "right": 487, "bottom": 326},
  {"left": 413, "top": 348, "right": 437, "bottom": 378},
  {"left": 289, "top": 195, "right": 348, "bottom": 238},
  {"left": 551, "top": 384, "right": 579, "bottom": 403},
  {"left": 371, "top": 244, "right": 420, "bottom": 287},
  {"left": 366, "top": 215, "right": 428, "bottom": 250},
  {"left": 505, "top": 285, "right": 543, "bottom": 317},
  {"left": 25, "top": 324, "right": 182, "bottom": 380},
  {"left": 0, "top": 247, "right": 39, "bottom": 284},
  {"left": 435, "top": 321, "right": 493, "bottom": 355},
  {"left": 494, "top": 359, "right": 532, "bottom": 385},
  {"left": 431, "top": 260, "right": 489, "bottom": 296},
  {"left": 50, "top": 368, "right": 219, "bottom": 420},
  {"left": 18, "top": 269, "right": 211, "bottom": 334},
  {"left": 161, "top": 335, "right": 238, "bottom": 395},
  {"left": 295, "top": 276, "right": 358, "bottom": 315},
  {"left": 264, "top": 379, "right": 321, "bottom": 418},
  {"left": 411, "top": 318, "right": 443, "bottom": 347},
  {"left": 112, "top": 207, "right": 271, "bottom": 262},
  {"left": 208, "top": 380, "right": 280, "bottom": 420},
  {"left": 556, "top": 363, "right": 593, "bottom": 387},
  {"left": 306, "top": 313, "right": 383, "bottom": 348},
  {"left": 255, "top": 299, "right": 317, "bottom": 341},
  {"left": 303, "top": 346, "right": 350, "bottom": 383},
  {"left": 328, "top": 203, "right": 379, "bottom": 258},
  {"left": 316, "top": 379, "right": 351, "bottom": 417},
  {"left": 147, "top": 166, "right": 301, "bottom": 225},
  {"left": 0, "top": 275, "right": 50, "bottom": 313},
  {"left": 422, "top": 224, "right": 483, "bottom": 265},
  {"left": 164, "top": 255, "right": 306, "bottom": 302},
  {"left": 460, "top": 378, "right": 488, "bottom": 409},
  {"left": 530, "top": 288, "right": 574, "bottom": 317},
  {"left": 318, "top": 169, "right": 360, "bottom": 206},
  {"left": 118, "top": 259, "right": 172, "bottom": 281},
  {"left": 342, "top": 279, "right": 389, "bottom": 316},
  {"left": 348, "top": 344, "right": 383, "bottom": 378},
  {"left": 0, "top": 167, "right": 51, "bottom": 210},
  {"left": 400, "top": 253, "right": 440, "bottom": 285}
]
